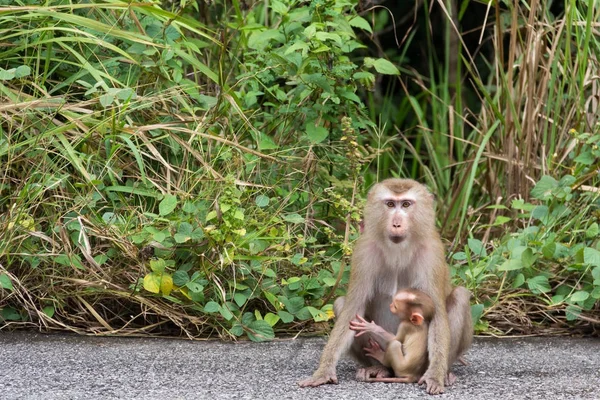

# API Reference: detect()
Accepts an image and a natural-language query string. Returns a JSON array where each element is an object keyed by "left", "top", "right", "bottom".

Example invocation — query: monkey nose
[{"left": 393, "top": 223, "right": 401, "bottom": 228}]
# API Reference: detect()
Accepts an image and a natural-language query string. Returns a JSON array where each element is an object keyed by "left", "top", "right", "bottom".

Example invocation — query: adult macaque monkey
[{"left": 297, "top": 178, "right": 473, "bottom": 394}]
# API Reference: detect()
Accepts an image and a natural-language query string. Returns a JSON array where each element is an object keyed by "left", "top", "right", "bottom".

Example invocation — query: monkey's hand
[
  {"left": 349, "top": 315, "right": 382, "bottom": 337},
  {"left": 418, "top": 372, "right": 445, "bottom": 395},
  {"left": 297, "top": 368, "right": 338, "bottom": 387},
  {"left": 363, "top": 339, "right": 385, "bottom": 364}
]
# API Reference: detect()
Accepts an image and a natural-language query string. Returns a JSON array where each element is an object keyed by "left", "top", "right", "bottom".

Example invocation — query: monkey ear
[
  {"left": 424, "top": 186, "right": 437, "bottom": 201},
  {"left": 410, "top": 312, "right": 425, "bottom": 326}
]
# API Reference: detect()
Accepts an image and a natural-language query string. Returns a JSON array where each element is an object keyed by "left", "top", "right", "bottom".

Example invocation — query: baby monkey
[{"left": 350, "top": 288, "right": 435, "bottom": 384}]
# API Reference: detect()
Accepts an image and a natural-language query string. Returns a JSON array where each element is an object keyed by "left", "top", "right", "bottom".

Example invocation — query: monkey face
[
  {"left": 364, "top": 178, "right": 436, "bottom": 245},
  {"left": 382, "top": 196, "right": 414, "bottom": 243},
  {"left": 389, "top": 297, "right": 408, "bottom": 318},
  {"left": 364, "top": 178, "right": 435, "bottom": 246}
]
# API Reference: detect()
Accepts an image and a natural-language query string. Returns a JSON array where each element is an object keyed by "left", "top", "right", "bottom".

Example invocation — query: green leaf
[
  {"left": 94, "top": 254, "right": 108, "bottom": 266},
  {"left": 283, "top": 213, "right": 305, "bottom": 224},
  {"left": 206, "top": 210, "right": 217, "bottom": 222},
  {"left": 230, "top": 323, "right": 244, "bottom": 337},
  {"left": 284, "top": 41, "right": 310, "bottom": 56},
  {"left": 191, "top": 228, "right": 205, "bottom": 240},
  {"left": 348, "top": 16, "right": 372, "bottom": 33},
  {"left": 322, "top": 277, "right": 337, "bottom": 286},
  {"left": 584, "top": 247, "right": 600, "bottom": 267},
  {"left": 570, "top": 291, "right": 590, "bottom": 303},
  {"left": 257, "top": 133, "right": 278, "bottom": 150},
  {"left": 306, "top": 123, "right": 329, "bottom": 144},
  {"left": 219, "top": 305, "right": 234, "bottom": 320},
  {"left": 255, "top": 195, "right": 270, "bottom": 208},
  {"left": 233, "top": 209, "right": 244, "bottom": 220},
  {"left": 280, "top": 296, "right": 304, "bottom": 314},
  {"left": 178, "top": 222, "right": 193, "bottom": 235},
  {"left": 278, "top": 310, "right": 294, "bottom": 323},
  {"left": 492, "top": 216, "right": 511, "bottom": 226},
  {"left": 152, "top": 231, "right": 166, "bottom": 242},
  {"left": 593, "top": 266, "right": 600, "bottom": 281},
  {"left": 467, "top": 238, "right": 486, "bottom": 257},
  {"left": 174, "top": 233, "right": 190, "bottom": 243},
  {"left": 542, "top": 242, "right": 556, "bottom": 259},
  {"left": 182, "top": 201, "right": 198, "bottom": 214},
  {"left": 306, "top": 306, "right": 329, "bottom": 322},
  {"left": 353, "top": 71, "right": 375, "bottom": 83},
  {"left": 338, "top": 89, "right": 362, "bottom": 104},
  {"left": 302, "top": 73, "right": 332, "bottom": 92},
  {"left": 1, "top": 307, "right": 21, "bottom": 321},
  {"left": 497, "top": 259, "right": 522, "bottom": 271},
  {"left": 173, "top": 271, "right": 189, "bottom": 287},
  {"left": 246, "top": 320, "right": 275, "bottom": 342},
  {"left": 521, "top": 248, "right": 537, "bottom": 268},
  {"left": 470, "top": 303, "right": 484, "bottom": 325},
  {"left": 527, "top": 275, "right": 551, "bottom": 294},
  {"left": 290, "top": 253, "right": 307, "bottom": 266},
  {"left": 263, "top": 268, "right": 277, "bottom": 278},
  {"left": 511, "top": 199, "right": 535, "bottom": 211},
  {"left": 264, "top": 291, "right": 280, "bottom": 309},
  {"left": 99, "top": 92, "right": 115, "bottom": 107},
  {"left": 0, "top": 274, "right": 13, "bottom": 291},
  {"left": 15, "top": 65, "right": 31, "bottom": 78},
  {"left": 186, "top": 281, "right": 204, "bottom": 293},
  {"left": 0, "top": 68, "right": 16, "bottom": 81},
  {"left": 234, "top": 293, "right": 247, "bottom": 307},
  {"left": 271, "top": 0, "right": 289, "bottom": 15},
  {"left": 287, "top": 277, "right": 302, "bottom": 291},
  {"left": 531, "top": 205, "right": 549, "bottom": 222},
  {"left": 315, "top": 32, "right": 342, "bottom": 46},
  {"left": 159, "top": 194, "right": 178, "bottom": 216},
  {"left": 586, "top": 223, "right": 599, "bottom": 239},
  {"left": 512, "top": 273, "right": 525, "bottom": 288},
  {"left": 565, "top": 305, "right": 581, "bottom": 321},
  {"left": 295, "top": 306, "right": 313, "bottom": 320},
  {"left": 264, "top": 313, "right": 280, "bottom": 327},
  {"left": 574, "top": 151, "right": 594, "bottom": 165},
  {"left": 150, "top": 259, "right": 167, "bottom": 273},
  {"left": 204, "top": 301, "right": 220, "bottom": 313},
  {"left": 530, "top": 175, "right": 558, "bottom": 200},
  {"left": 366, "top": 57, "right": 400, "bottom": 75},
  {"left": 55, "top": 254, "right": 85, "bottom": 270},
  {"left": 42, "top": 306, "right": 55, "bottom": 318},
  {"left": 247, "top": 29, "right": 285, "bottom": 50}
]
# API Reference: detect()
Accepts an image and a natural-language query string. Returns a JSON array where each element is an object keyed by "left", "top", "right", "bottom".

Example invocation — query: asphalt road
[{"left": 0, "top": 332, "right": 598, "bottom": 399}]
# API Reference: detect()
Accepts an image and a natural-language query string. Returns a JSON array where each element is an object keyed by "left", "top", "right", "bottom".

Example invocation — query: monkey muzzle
[{"left": 389, "top": 235, "right": 406, "bottom": 244}]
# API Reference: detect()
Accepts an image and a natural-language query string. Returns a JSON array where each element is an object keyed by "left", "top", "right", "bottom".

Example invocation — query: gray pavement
[{"left": 0, "top": 331, "right": 598, "bottom": 399}]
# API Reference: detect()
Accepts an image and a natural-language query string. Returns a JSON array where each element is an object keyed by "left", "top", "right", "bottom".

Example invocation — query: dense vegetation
[{"left": 0, "top": 0, "right": 598, "bottom": 340}]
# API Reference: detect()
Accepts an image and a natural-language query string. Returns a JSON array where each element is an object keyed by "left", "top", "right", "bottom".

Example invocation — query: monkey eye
[
  {"left": 385, "top": 201, "right": 395, "bottom": 208},
  {"left": 401, "top": 200, "right": 412, "bottom": 208}
]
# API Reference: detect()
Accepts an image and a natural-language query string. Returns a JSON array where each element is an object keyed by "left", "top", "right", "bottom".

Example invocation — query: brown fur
[
  {"left": 297, "top": 178, "right": 473, "bottom": 394},
  {"left": 359, "top": 289, "right": 436, "bottom": 383}
]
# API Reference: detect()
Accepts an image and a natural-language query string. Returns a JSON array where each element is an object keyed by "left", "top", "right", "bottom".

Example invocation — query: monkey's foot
[
  {"left": 445, "top": 372, "right": 457, "bottom": 386},
  {"left": 418, "top": 373, "right": 445, "bottom": 395},
  {"left": 458, "top": 356, "right": 469, "bottom": 366},
  {"left": 355, "top": 365, "right": 392, "bottom": 382}
]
